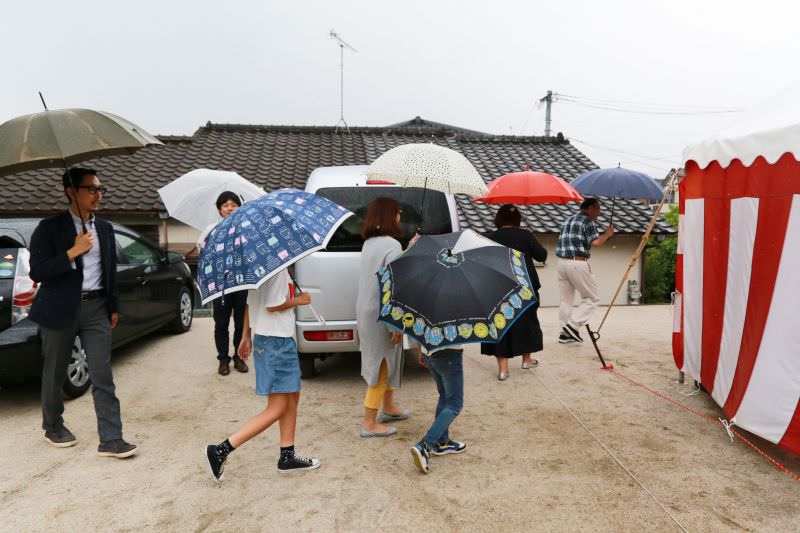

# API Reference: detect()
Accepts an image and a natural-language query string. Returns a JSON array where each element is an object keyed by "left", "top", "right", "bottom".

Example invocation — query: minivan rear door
[{"left": 294, "top": 186, "right": 454, "bottom": 323}]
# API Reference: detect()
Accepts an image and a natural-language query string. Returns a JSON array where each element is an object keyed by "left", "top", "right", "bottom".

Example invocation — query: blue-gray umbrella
[{"left": 569, "top": 166, "right": 664, "bottom": 224}]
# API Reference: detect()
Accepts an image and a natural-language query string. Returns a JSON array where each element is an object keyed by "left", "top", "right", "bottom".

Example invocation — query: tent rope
[
  {"left": 681, "top": 385, "right": 701, "bottom": 398},
  {"left": 719, "top": 419, "right": 736, "bottom": 443},
  {"left": 533, "top": 372, "right": 690, "bottom": 532},
  {"left": 604, "top": 366, "right": 800, "bottom": 483}
]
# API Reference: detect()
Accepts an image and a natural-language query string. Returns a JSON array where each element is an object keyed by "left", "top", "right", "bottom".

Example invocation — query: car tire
[
  {"left": 299, "top": 355, "right": 317, "bottom": 379},
  {"left": 168, "top": 286, "right": 193, "bottom": 333},
  {"left": 62, "top": 336, "right": 91, "bottom": 399}
]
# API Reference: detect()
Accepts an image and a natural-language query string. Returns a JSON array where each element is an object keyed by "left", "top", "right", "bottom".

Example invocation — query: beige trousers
[{"left": 558, "top": 258, "right": 600, "bottom": 329}]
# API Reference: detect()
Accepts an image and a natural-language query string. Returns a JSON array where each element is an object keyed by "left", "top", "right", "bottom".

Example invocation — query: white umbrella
[
  {"left": 365, "top": 143, "right": 488, "bottom": 198},
  {"left": 158, "top": 169, "right": 265, "bottom": 230}
]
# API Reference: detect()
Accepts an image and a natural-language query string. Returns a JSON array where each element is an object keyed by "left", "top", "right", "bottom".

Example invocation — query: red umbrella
[{"left": 474, "top": 169, "right": 583, "bottom": 205}]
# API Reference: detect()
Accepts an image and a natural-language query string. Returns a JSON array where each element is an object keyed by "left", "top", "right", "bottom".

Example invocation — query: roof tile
[{"left": 5, "top": 121, "right": 674, "bottom": 234}]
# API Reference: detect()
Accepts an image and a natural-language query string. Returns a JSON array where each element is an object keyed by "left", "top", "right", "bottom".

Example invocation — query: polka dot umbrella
[{"left": 366, "top": 144, "right": 488, "bottom": 227}]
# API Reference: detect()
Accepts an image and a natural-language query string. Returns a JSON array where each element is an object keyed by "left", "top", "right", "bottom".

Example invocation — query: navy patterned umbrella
[
  {"left": 377, "top": 230, "right": 537, "bottom": 351},
  {"left": 197, "top": 188, "right": 352, "bottom": 305}
]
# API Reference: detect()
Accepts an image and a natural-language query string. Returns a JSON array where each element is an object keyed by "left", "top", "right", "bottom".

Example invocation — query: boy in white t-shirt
[{"left": 205, "top": 268, "right": 320, "bottom": 481}]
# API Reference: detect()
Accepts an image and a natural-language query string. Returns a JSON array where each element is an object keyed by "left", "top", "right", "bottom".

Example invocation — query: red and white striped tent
[{"left": 673, "top": 84, "right": 800, "bottom": 455}]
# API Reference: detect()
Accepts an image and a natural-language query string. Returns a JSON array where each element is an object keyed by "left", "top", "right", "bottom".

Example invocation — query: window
[
  {"left": 116, "top": 232, "right": 160, "bottom": 265},
  {"left": 315, "top": 187, "right": 453, "bottom": 252},
  {"left": 124, "top": 224, "right": 160, "bottom": 245}
]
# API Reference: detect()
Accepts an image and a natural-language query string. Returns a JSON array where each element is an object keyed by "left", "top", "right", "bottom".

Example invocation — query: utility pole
[
  {"left": 330, "top": 30, "right": 357, "bottom": 134},
  {"left": 539, "top": 90, "right": 553, "bottom": 137}
]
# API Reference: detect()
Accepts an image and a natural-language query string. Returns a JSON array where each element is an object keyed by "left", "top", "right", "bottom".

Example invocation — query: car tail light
[
  {"left": 303, "top": 330, "right": 354, "bottom": 342},
  {"left": 365, "top": 180, "right": 395, "bottom": 185},
  {"left": 12, "top": 249, "right": 38, "bottom": 324}
]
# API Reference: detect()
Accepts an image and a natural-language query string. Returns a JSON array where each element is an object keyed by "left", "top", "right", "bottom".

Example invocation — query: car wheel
[
  {"left": 168, "top": 286, "right": 193, "bottom": 333},
  {"left": 62, "top": 336, "right": 91, "bottom": 399},
  {"left": 299, "top": 355, "right": 317, "bottom": 379}
]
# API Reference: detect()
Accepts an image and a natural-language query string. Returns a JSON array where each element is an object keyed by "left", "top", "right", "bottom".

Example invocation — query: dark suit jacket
[{"left": 29, "top": 211, "right": 119, "bottom": 329}]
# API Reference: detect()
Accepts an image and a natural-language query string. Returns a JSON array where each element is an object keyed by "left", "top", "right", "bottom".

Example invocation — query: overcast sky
[{"left": 3, "top": 1, "right": 798, "bottom": 179}]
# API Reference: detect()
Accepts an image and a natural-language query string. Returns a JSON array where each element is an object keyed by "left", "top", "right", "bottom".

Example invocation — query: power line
[
  {"left": 557, "top": 98, "right": 740, "bottom": 116},
  {"left": 556, "top": 92, "right": 741, "bottom": 112},
  {"left": 569, "top": 137, "right": 676, "bottom": 173},
  {"left": 570, "top": 137, "right": 678, "bottom": 162},
  {"left": 520, "top": 98, "right": 542, "bottom": 134}
]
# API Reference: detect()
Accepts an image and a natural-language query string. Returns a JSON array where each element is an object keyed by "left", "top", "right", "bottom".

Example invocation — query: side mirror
[{"left": 164, "top": 251, "right": 185, "bottom": 265}]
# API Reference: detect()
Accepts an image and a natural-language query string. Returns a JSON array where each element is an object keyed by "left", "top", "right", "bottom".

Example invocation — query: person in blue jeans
[{"left": 410, "top": 346, "right": 467, "bottom": 474}]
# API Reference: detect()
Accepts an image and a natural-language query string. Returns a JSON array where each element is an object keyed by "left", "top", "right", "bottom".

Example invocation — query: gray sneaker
[
  {"left": 43, "top": 426, "right": 77, "bottom": 448},
  {"left": 97, "top": 439, "right": 138, "bottom": 458}
]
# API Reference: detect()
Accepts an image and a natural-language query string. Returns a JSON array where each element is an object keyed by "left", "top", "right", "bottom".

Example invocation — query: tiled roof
[
  {"left": 387, "top": 116, "right": 490, "bottom": 137},
  {"left": 2, "top": 118, "right": 675, "bottom": 235}
]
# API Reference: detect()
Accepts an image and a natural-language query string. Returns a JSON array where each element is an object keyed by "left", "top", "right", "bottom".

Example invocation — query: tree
[{"left": 643, "top": 204, "right": 678, "bottom": 303}]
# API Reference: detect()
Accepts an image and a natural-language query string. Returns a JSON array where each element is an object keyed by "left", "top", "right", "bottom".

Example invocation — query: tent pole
[{"left": 595, "top": 170, "right": 679, "bottom": 333}]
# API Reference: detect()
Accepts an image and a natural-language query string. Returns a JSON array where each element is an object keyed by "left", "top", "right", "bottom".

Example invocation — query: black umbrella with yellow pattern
[{"left": 376, "top": 229, "right": 537, "bottom": 351}]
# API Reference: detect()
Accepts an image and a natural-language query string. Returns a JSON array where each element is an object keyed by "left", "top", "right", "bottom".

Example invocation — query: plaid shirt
[{"left": 556, "top": 211, "right": 598, "bottom": 258}]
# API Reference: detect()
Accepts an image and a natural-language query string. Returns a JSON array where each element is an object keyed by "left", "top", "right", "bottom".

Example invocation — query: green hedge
[{"left": 643, "top": 205, "right": 678, "bottom": 303}]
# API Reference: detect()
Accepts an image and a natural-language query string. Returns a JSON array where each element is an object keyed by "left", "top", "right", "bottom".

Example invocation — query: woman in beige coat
[{"left": 355, "top": 197, "right": 411, "bottom": 437}]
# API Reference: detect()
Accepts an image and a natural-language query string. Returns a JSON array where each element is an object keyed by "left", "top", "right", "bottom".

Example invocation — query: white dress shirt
[{"left": 70, "top": 211, "right": 103, "bottom": 291}]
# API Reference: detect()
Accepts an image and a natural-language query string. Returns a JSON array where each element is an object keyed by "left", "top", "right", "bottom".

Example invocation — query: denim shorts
[{"left": 253, "top": 335, "right": 301, "bottom": 396}]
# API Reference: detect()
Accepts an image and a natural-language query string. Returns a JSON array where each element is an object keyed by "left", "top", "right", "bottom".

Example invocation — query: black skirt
[{"left": 481, "top": 302, "right": 543, "bottom": 358}]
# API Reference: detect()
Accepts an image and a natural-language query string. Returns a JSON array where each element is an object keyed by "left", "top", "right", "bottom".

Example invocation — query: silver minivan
[{"left": 294, "top": 165, "right": 460, "bottom": 377}]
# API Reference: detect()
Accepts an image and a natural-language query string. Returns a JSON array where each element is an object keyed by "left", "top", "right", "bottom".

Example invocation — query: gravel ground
[{"left": 1, "top": 304, "right": 798, "bottom": 532}]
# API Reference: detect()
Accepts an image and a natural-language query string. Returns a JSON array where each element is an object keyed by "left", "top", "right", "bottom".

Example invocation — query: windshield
[{"left": 315, "top": 187, "right": 453, "bottom": 251}]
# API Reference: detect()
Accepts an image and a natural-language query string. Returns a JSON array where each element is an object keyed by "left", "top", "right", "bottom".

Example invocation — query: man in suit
[{"left": 29, "top": 167, "right": 137, "bottom": 458}]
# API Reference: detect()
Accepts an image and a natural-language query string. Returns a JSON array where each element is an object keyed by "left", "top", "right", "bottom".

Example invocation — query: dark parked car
[{"left": 0, "top": 217, "right": 195, "bottom": 397}]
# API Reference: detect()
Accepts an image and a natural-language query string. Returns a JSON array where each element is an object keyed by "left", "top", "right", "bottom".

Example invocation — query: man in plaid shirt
[{"left": 556, "top": 198, "right": 614, "bottom": 343}]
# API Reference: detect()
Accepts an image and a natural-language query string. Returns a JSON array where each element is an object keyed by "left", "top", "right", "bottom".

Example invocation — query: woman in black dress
[{"left": 481, "top": 204, "right": 548, "bottom": 380}]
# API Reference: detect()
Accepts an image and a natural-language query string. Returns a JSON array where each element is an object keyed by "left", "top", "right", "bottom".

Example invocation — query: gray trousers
[{"left": 40, "top": 298, "right": 123, "bottom": 442}]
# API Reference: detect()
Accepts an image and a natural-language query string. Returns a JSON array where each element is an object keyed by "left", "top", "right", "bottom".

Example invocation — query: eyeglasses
[{"left": 77, "top": 186, "right": 107, "bottom": 195}]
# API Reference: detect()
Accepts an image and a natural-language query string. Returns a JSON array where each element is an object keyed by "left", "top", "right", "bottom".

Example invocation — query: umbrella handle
[
  {"left": 417, "top": 176, "right": 428, "bottom": 234},
  {"left": 609, "top": 198, "right": 616, "bottom": 228},
  {"left": 307, "top": 303, "right": 327, "bottom": 327},
  {"left": 288, "top": 272, "right": 326, "bottom": 326},
  {"left": 64, "top": 163, "right": 88, "bottom": 233}
]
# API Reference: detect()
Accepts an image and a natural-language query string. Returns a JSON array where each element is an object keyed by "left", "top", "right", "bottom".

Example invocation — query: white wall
[
  {"left": 163, "top": 220, "right": 201, "bottom": 247},
  {"left": 533, "top": 234, "right": 642, "bottom": 307}
]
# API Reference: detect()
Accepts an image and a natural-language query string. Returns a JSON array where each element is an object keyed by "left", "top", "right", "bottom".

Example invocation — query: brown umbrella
[
  {"left": 0, "top": 102, "right": 162, "bottom": 178},
  {"left": 0, "top": 96, "right": 163, "bottom": 224}
]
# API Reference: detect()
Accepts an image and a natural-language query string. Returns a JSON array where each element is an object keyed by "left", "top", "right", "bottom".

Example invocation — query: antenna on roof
[{"left": 330, "top": 30, "right": 357, "bottom": 134}]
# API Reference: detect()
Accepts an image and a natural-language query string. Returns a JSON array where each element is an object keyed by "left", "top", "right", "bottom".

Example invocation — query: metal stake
[{"left": 586, "top": 325, "right": 611, "bottom": 369}]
